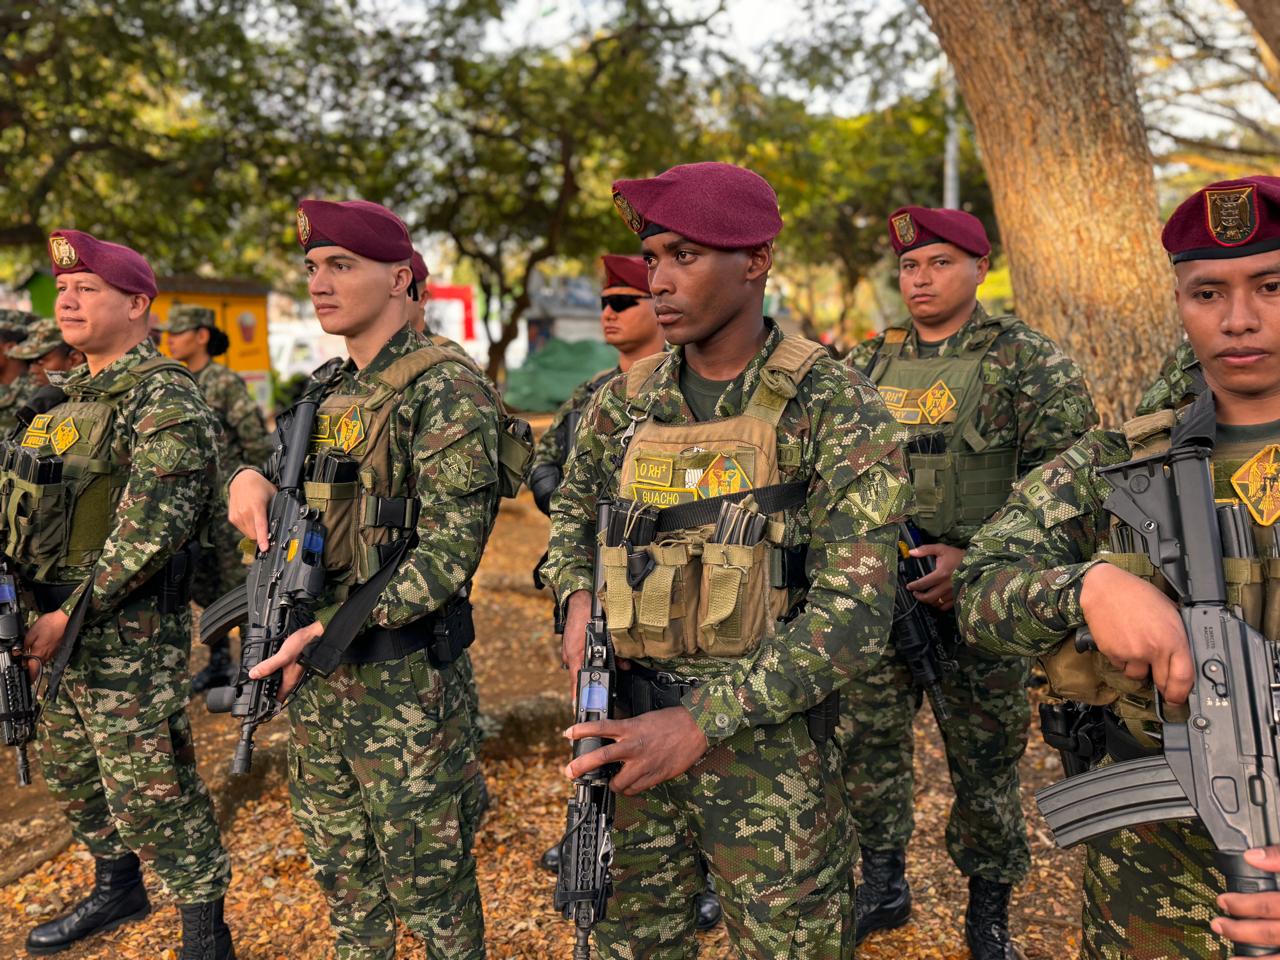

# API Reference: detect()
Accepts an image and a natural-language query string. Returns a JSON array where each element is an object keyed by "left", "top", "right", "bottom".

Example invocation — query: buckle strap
[
  {"left": 363, "top": 495, "right": 419, "bottom": 529},
  {"left": 654, "top": 479, "right": 807, "bottom": 533}
]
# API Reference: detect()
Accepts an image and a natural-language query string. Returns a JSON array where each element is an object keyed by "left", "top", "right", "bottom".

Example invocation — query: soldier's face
[
  {"left": 642, "top": 233, "right": 770, "bottom": 346},
  {"left": 167, "top": 328, "right": 202, "bottom": 363},
  {"left": 1177, "top": 250, "right": 1280, "bottom": 405},
  {"left": 305, "top": 247, "right": 409, "bottom": 337},
  {"left": 600, "top": 285, "right": 658, "bottom": 352},
  {"left": 54, "top": 272, "right": 149, "bottom": 356},
  {"left": 898, "top": 244, "right": 988, "bottom": 327}
]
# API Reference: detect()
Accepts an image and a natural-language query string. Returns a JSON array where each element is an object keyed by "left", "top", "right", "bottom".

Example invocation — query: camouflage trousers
[
  {"left": 288, "top": 648, "right": 486, "bottom": 960},
  {"left": 594, "top": 711, "right": 856, "bottom": 960},
  {"left": 836, "top": 636, "right": 1031, "bottom": 883},
  {"left": 39, "top": 601, "right": 231, "bottom": 903},
  {"left": 1081, "top": 818, "right": 1228, "bottom": 959},
  {"left": 191, "top": 515, "right": 249, "bottom": 610}
]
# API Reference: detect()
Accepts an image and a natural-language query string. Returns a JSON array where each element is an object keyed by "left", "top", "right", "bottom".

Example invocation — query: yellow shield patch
[
  {"left": 918, "top": 380, "right": 957, "bottom": 425},
  {"left": 696, "top": 454, "right": 751, "bottom": 499},
  {"left": 334, "top": 405, "right": 365, "bottom": 453},
  {"left": 891, "top": 213, "right": 916, "bottom": 247},
  {"left": 51, "top": 417, "right": 79, "bottom": 455},
  {"left": 1232, "top": 444, "right": 1280, "bottom": 526}
]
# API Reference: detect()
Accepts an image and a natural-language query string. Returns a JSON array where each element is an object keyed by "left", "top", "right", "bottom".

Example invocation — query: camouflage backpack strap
[
  {"left": 624, "top": 352, "right": 672, "bottom": 402},
  {"left": 865, "top": 326, "right": 909, "bottom": 381},
  {"left": 365, "top": 346, "right": 456, "bottom": 409},
  {"left": 1121, "top": 409, "right": 1176, "bottom": 457},
  {"left": 102, "top": 356, "right": 196, "bottom": 398},
  {"left": 743, "top": 335, "right": 827, "bottom": 427}
]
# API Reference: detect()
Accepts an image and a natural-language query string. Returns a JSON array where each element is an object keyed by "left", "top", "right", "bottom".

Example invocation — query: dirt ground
[{"left": 0, "top": 491, "right": 1085, "bottom": 958}]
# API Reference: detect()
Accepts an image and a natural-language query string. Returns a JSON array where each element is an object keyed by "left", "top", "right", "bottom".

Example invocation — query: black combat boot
[
  {"left": 191, "top": 639, "right": 235, "bottom": 695},
  {"left": 179, "top": 898, "right": 235, "bottom": 960},
  {"left": 26, "top": 852, "right": 151, "bottom": 955},
  {"left": 693, "top": 861, "right": 723, "bottom": 931},
  {"left": 855, "top": 847, "right": 911, "bottom": 945},
  {"left": 965, "top": 876, "right": 1024, "bottom": 960}
]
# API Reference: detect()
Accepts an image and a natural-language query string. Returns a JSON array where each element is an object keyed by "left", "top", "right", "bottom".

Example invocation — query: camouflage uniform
[
  {"left": 279, "top": 326, "right": 500, "bottom": 960},
  {"left": 839, "top": 304, "right": 1098, "bottom": 882},
  {"left": 190, "top": 360, "right": 271, "bottom": 607},
  {"left": 0, "top": 370, "right": 37, "bottom": 437},
  {"left": 953, "top": 403, "right": 1280, "bottom": 959},
  {"left": 1134, "top": 339, "right": 1201, "bottom": 417},
  {"left": 543, "top": 321, "right": 912, "bottom": 958},
  {"left": 527, "top": 366, "right": 618, "bottom": 497},
  {"left": 26, "top": 340, "right": 231, "bottom": 904}
]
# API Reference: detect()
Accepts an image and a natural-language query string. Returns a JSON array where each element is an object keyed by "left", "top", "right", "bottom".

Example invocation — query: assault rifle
[
  {"left": 893, "top": 521, "right": 955, "bottom": 724},
  {"left": 1035, "top": 406, "right": 1280, "bottom": 957},
  {"left": 206, "top": 399, "right": 326, "bottom": 774},
  {"left": 0, "top": 564, "right": 37, "bottom": 786},
  {"left": 553, "top": 501, "right": 619, "bottom": 960}
]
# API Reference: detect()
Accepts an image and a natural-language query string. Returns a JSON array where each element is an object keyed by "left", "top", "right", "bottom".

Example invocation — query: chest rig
[
  {"left": 1041, "top": 409, "right": 1280, "bottom": 745},
  {"left": 602, "top": 336, "right": 823, "bottom": 661},
  {"left": 867, "top": 318, "right": 1020, "bottom": 542},
  {"left": 0, "top": 357, "right": 191, "bottom": 583}
]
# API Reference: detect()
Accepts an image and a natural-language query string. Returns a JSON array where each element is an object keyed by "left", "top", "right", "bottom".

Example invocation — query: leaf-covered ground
[{"left": 0, "top": 489, "right": 1086, "bottom": 958}]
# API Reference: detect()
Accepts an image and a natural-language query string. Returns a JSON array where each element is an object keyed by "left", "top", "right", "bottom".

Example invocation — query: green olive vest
[
  {"left": 1041, "top": 409, "right": 1280, "bottom": 741},
  {"left": 867, "top": 321, "right": 1020, "bottom": 542},
  {"left": 602, "top": 336, "right": 825, "bottom": 661},
  {"left": 1, "top": 357, "right": 193, "bottom": 582}
]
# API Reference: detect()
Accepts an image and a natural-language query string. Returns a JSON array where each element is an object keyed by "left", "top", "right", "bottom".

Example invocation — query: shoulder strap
[
  {"left": 1121, "top": 409, "right": 1177, "bottom": 455},
  {"left": 103, "top": 357, "right": 195, "bottom": 397},
  {"left": 625, "top": 353, "right": 671, "bottom": 400},
  {"left": 743, "top": 335, "right": 827, "bottom": 426},
  {"left": 864, "top": 327, "right": 908, "bottom": 380},
  {"left": 366, "top": 346, "right": 459, "bottom": 409}
]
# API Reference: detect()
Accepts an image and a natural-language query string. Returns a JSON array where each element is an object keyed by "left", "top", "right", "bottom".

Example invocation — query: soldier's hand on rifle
[
  {"left": 229, "top": 469, "right": 277, "bottom": 552},
  {"left": 1080, "top": 562, "right": 1194, "bottom": 705},
  {"left": 564, "top": 707, "right": 709, "bottom": 795},
  {"left": 560, "top": 590, "right": 591, "bottom": 677},
  {"left": 1213, "top": 845, "right": 1280, "bottom": 954},
  {"left": 24, "top": 610, "right": 69, "bottom": 682},
  {"left": 249, "top": 620, "right": 323, "bottom": 699},
  {"left": 906, "top": 543, "right": 966, "bottom": 610}
]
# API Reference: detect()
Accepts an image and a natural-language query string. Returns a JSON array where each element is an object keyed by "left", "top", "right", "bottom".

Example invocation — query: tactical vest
[
  {"left": 867, "top": 320, "right": 1020, "bottom": 541},
  {"left": 1041, "top": 410, "right": 1280, "bottom": 740},
  {"left": 303, "top": 345, "right": 529, "bottom": 590},
  {"left": 1, "top": 357, "right": 194, "bottom": 583},
  {"left": 602, "top": 336, "right": 824, "bottom": 660}
]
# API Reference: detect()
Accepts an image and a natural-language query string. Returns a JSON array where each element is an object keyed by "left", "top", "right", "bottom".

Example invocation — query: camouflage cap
[
  {"left": 0, "top": 308, "right": 37, "bottom": 340},
  {"left": 158, "top": 304, "right": 217, "bottom": 334},
  {"left": 9, "top": 318, "right": 64, "bottom": 360}
]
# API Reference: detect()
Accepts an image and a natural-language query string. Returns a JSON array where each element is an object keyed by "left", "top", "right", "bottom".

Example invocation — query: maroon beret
[
  {"left": 888, "top": 206, "right": 991, "bottom": 258},
  {"left": 296, "top": 199, "right": 413, "bottom": 263},
  {"left": 47, "top": 230, "right": 157, "bottom": 299},
  {"left": 1162, "top": 176, "right": 1280, "bottom": 263},
  {"left": 612, "top": 162, "right": 782, "bottom": 249},
  {"left": 601, "top": 254, "right": 648, "bottom": 292},
  {"left": 410, "top": 250, "right": 429, "bottom": 284}
]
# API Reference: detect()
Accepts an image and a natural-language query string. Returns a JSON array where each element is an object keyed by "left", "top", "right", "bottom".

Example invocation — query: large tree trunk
[
  {"left": 917, "top": 0, "right": 1178, "bottom": 423},
  {"left": 1235, "top": 0, "right": 1280, "bottom": 92}
]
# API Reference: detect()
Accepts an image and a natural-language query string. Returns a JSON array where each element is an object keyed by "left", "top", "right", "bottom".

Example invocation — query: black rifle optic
[
  {"left": 553, "top": 501, "right": 622, "bottom": 960},
  {"left": 206, "top": 400, "right": 326, "bottom": 774},
  {"left": 1034, "top": 429, "right": 1280, "bottom": 957},
  {"left": 893, "top": 521, "right": 955, "bottom": 724},
  {"left": 0, "top": 565, "right": 37, "bottom": 786}
]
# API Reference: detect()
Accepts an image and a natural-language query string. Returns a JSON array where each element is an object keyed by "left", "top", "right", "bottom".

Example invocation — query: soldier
[
  {"left": 955, "top": 175, "right": 1280, "bottom": 958},
  {"left": 227, "top": 199, "right": 512, "bottom": 959},
  {"left": 840, "top": 207, "right": 1098, "bottom": 957},
  {"left": 159, "top": 304, "right": 272, "bottom": 692},
  {"left": 12, "top": 316, "right": 87, "bottom": 389},
  {"left": 17, "top": 231, "right": 233, "bottom": 957},
  {"left": 543, "top": 161, "right": 911, "bottom": 958},
  {"left": 0, "top": 308, "right": 36, "bottom": 435},
  {"left": 407, "top": 250, "right": 430, "bottom": 336}
]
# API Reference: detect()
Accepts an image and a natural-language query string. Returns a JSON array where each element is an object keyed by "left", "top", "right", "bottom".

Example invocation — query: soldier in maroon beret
[
  {"left": 543, "top": 162, "right": 913, "bottom": 957},
  {"left": 955, "top": 177, "right": 1280, "bottom": 960},
  {"left": 841, "top": 206, "right": 1097, "bottom": 958},
  {"left": 228, "top": 199, "right": 517, "bottom": 959}
]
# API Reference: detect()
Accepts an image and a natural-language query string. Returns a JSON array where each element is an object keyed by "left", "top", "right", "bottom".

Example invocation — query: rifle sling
[
  {"left": 42, "top": 583, "right": 94, "bottom": 707},
  {"left": 653, "top": 480, "right": 807, "bottom": 532},
  {"left": 299, "top": 534, "right": 417, "bottom": 677}
]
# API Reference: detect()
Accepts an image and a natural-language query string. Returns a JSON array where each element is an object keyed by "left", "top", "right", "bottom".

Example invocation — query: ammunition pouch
[
  {"left": 908, "top": 447, "right": 1019, "bottom": 540},
  {"left": 497, "top": 416, "right": 534, "bottom": 500}
]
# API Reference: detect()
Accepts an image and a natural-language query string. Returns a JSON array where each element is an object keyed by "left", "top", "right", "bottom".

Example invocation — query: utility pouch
[
  {"left": 805, "top": 690, "right": 840, "bottom": 746},
  {"left": 5, "top": 452, "right": 67, "bottom": 581},
  {"left": 428, "top": 595, "right": 476, "bottom": 668},
  {"left": 497, "top": 416, "right": 534, "bottom": 499},
  {"left": 304, "top": 451, "right": 360, "bottom": 575},
  {"left": 1257, "top": 525, "right": 1280, "bottom": 643}
]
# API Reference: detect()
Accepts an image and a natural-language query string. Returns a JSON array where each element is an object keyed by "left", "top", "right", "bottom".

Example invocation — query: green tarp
[{"left": 504, "top": 337, "right": 618, "bottom": 413}]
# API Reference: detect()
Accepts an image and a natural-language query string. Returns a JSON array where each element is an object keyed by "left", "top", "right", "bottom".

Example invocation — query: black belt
[
  {"left": 615, "top": 664, "right": 700, "bottom": 716},
  {"left": 31, "top": 582, "right": 77, "bottom": 614},
  {"left": 341, "top": 623, "right": 434, "bottom": 665},
  {"left": 1104, "top": 710, "right": 1160, "bottom": 762}
]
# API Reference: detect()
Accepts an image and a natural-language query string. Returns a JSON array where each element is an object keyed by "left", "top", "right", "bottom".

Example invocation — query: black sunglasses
[{"left": 601, "top": 294, "right": 650, "bottom": 312}]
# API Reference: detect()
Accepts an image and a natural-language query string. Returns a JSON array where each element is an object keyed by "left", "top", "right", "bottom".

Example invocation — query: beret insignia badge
[
  {"left": 891, "top": 213, "right": 916, "bottom": 247},
  {"left": 49, "top": 236, "right": 78, "bottom": 268},
  {"left": 296, "top": 208, "right": 312, "bottom": 245},
  {"left": 1205, "top": 186, "right": 1258, "bottom": 246},
  {"left": 613, "top": 192, "right": 644, "bottom": 234}
]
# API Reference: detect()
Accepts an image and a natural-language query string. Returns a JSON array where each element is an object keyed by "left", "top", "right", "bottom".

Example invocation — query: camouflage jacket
[
  {"left": 0, "top": 371, "right": 37, "bottom": 438},
  {"left": 528, "top": 366, "right": 619, "bottom": 478},
  {"left": 58, "top": 341, "right": 221, "bottom": 619},
  {"left": 847, "top": 303, "right": 1099, "bottom": 483},
  {"left": 195, "top": 361, "right": 272, "bottom": 478},
  {"left": 543, "top": 321, "right": 913, "bottom": 743},
  {"left": 1134, "top": 339, "right": 1201, "bottom": 416},
  {"left": 281, "top": 326, "right": 501, "bottom": 630}
]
